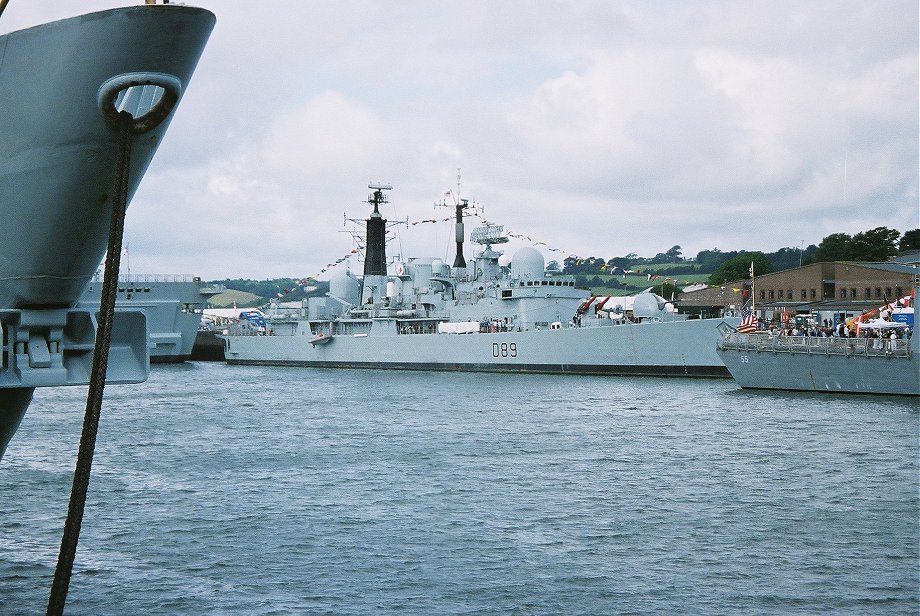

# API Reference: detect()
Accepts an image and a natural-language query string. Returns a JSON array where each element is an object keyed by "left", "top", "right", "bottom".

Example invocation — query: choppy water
[{"left": 1, "top": 363, "right": 917, "bottom": 614}]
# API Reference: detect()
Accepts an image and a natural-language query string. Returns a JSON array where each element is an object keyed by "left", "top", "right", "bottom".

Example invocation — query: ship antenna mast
[
  {"left": 342, "top": 183, "right": 406, "bottom": 261},
  {"left": 434, "top": 168, "right": 481, "bottom": 270}
]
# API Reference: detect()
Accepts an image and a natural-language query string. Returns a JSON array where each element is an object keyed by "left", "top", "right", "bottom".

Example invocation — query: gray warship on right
[
  {"left": 717, "top": 278, "right": 918, "bottom": 396},
  {"left": 223, "top": 184, "right": 740, "bottom": 375}
]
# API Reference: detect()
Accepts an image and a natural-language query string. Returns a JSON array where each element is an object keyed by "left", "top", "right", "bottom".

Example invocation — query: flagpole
[{"left": 750, "top": 261, "right": 755, "bottom": 328}]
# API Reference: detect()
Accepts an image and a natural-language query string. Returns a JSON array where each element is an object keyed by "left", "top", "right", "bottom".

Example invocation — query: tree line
[
  {"left": 210, "top": 278, "right": 329, "bottom": 303},
  {"left": 560, "top": 226, "right": 918, "bottom": 286}
]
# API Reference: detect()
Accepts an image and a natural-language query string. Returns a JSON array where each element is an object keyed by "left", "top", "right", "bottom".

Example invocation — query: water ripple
[{"left": 1, "top": 363, "right": 916, "bottom": 614}]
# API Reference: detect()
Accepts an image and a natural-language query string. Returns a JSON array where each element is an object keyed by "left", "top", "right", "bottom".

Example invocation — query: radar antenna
[
  {"left": 342, "top": 182, "right": 406, "bottom": 261},
  {"left": 367, "top": 182, "right": 393, "bottom": 217},
  {"left": 470, "top": 222, "right": 509, "bottom": 249}
]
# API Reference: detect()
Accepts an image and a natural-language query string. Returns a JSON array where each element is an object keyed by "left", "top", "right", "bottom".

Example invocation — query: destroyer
[
  {"left": 223, "top": 185, "right": 739, "bottom": 375},
  {"left": 0, "top": 4, "right": 214, "bottom": 459},
  {"left": 717, "top": 278, "right": 918, "bottom": 396}
]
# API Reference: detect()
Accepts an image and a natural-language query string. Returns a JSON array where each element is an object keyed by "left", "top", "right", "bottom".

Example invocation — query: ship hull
[
  {"left": 224, "top": 318, "right": 739, "bottom": 377},
  {"left": 78, "top": 303, "right": 200, "bottom": 363},
  {"left": 0, "top": 5, "right": 215, "bottom": 308},
  {"left": 79, "top": 278, "right": 217, "bottom": 363},
  {"left": 0, "top": 6, "right": 214, "bottom": 459},
  {"left": 717, "top": 334, "right": 919, "bottom": 395}
]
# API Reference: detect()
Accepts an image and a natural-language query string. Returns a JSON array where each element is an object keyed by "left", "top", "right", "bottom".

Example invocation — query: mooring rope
[{"left": 47, "top": 110, "right": 134, "bottom": 616}]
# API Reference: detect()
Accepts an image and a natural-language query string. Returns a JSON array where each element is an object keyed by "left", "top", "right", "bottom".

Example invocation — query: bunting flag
[{"left": 853, "top": 292, "right": 915, "bottom": 333}]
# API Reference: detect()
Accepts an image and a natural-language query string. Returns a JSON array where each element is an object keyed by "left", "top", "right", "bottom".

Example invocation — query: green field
[
  {"left": 581, "top": 272, "right": 710, "bottom": 296},
  {"left": 209, "top": 289, "right": 263, "bottom": 308}
]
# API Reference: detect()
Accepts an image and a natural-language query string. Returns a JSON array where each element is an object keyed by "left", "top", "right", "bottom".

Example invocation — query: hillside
[{"left": 208, "top": 289, "right": 263, "bottom": 308}]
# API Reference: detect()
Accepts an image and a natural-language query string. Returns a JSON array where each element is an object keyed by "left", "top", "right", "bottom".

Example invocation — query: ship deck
[{"left": 719, "top": 332, "right": 913, "bottom": 359}]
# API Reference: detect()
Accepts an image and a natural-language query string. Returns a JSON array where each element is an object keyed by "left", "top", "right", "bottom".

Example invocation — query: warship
[
  {"left": 223, "top": 185, "right": 740, "bottom": 375},
  {"left": 717, "top": 279, "right": 918, "bottom": 396},
  {"left": 0, "top": 3, "right": 215, "bottom": 459},
  {"left": 79, "top": 275, "right": 223, "bottom": 363}
]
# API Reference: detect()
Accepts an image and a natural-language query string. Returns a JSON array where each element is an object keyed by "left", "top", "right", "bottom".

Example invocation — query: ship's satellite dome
[
  {"left": 632, "top": 292, "right": 667, "bottom": 318},
  {"left": 510, "top": 247, "right": 545, "bottom": 279},
  {"left": 498, "top": 254, "right": 511, "bottom": 267},
  {"left": 329, "top": 271, "right": 360, "bottom": 304}
]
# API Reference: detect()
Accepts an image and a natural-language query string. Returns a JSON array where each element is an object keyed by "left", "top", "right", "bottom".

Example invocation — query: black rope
[{"left": 47, "top": 110, "right": 134, "bottom": 616}]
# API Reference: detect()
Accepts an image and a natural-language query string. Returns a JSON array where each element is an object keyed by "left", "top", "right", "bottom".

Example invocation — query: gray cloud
[{"left": 5, "top": 1, "right": 917, "bottom": 279}]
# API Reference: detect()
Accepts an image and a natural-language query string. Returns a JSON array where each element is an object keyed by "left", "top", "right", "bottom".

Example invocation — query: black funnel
[{"left": 364, "top": 186, "right": 388, "bottom": 276}]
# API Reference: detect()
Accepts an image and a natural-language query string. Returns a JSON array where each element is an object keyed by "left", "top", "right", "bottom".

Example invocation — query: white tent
[{"left": 859, "top": 318, "right": 908, "bottom": 329}]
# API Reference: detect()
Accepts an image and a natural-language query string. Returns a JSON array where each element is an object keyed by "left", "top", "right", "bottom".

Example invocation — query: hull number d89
[{"left": 492, "top": 342, "right": 517, "bottom": 358}]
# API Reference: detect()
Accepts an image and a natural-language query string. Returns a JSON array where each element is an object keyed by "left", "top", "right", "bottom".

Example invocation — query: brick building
[{"left": 677, "top": 251, "right": 918, "bottom": 325}]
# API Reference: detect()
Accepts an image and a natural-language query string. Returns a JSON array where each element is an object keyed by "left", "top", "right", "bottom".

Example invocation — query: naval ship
[
  {"left": 79, "top": 275, "right": 224, "bottom": 363},
  {"left": 717, "top": 278, "right": 919, "bottom": 396},
  {"left": 223, "top": 185, "right": 740, "bottom": 375},
  {"left": 0, "top": 3, "right": 214, "bottom": 459}
]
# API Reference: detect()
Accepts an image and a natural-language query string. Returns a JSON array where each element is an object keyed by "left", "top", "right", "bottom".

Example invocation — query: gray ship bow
[{"left": 0, "top": 4, "right": 215, "bottom": 460}]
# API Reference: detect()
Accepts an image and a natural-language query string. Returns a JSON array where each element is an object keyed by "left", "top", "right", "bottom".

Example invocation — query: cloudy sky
[{"left": 4, "top": 1, "right": 918, "bottom": 280}]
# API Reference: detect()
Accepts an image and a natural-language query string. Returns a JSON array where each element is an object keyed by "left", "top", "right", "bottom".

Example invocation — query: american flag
[{"left": 737, "top": 305, "right": 757, "bottom": 333}]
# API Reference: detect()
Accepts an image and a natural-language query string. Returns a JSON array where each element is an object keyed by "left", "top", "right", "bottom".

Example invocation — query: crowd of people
[{"left": 762, "top": 320, "right": 911, "bottom": 341}]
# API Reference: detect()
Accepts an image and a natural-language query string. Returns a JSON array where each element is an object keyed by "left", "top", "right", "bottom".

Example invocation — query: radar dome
[
  {"left": 631, "top": 293, "right": 667, "bottom": 319},
  {"left": 510, "top": 247, "right": 545, "bottom": 279}
]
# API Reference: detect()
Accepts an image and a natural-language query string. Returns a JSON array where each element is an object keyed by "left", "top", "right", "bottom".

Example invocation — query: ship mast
[
  {"left": 452, "top": 199, "right": 469, "bottom": 270},
  {"left": 435, "top": 168, "right": 477, "bottom": 274},
  {"left": 361, "top": 183, "right": 391, "bottom": 305}
]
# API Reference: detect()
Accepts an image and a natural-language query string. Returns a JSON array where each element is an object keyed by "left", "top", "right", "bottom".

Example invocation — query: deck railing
[
  {"left": 90, "top": 273, "right": 198, "bottom": 283},
  {"left": 718, "top": 332, "right": 913, "bottom": 358}
]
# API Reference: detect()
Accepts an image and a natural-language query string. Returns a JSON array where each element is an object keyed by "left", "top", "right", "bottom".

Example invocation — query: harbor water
[{"left": 2, "top": 363, "right": 918, "bottom": 614}]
